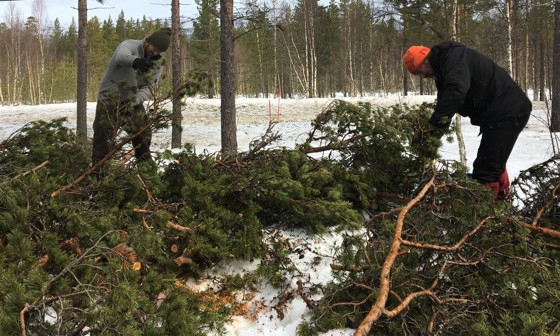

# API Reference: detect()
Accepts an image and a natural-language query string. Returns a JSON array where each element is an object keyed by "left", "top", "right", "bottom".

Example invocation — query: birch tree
[
  {"left": 452, "top": 0, "right": 467, "bottom": 166},
  {"left": 32, "top": 0, "right": 47, "bottom": 104},
  {"left": 3, "top": 4, "right": 24, "bottom": 104}
]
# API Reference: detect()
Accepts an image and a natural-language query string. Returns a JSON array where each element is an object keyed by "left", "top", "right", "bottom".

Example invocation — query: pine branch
[
  {"left": 529, "top": 181, "right": 560, "bottom": 227},
  {"left": 400, "top": 216, "right": 493, "bottom": 252},
  {"left": 354, "top": 168, "right": 436, "bottom": 336},
  {"left": 132, "top": 208, "right": 191, "bottom": 233},
  {"left": 13, "top": 160, "right": 49, "bottom": 179},
  {"left": 301, "top": 134, "right": 366, "bottom": 154},
  {"left": 20, "top": 231, "right": 121, "bottom": 336}
]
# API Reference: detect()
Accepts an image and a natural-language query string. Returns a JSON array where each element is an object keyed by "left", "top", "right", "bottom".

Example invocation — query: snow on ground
[{"left": 0, "top": 96, "right": 555, "bottom": 335}]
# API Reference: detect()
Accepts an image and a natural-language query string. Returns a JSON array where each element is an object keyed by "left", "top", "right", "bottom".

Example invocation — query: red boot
[
  {"left": 483, "top": 181, "right": 500, "bottom": 197},
  {"left": 497, "top": 169, "right": 510, "bottom": 200},
  {"left": 482, "top": 170, "right": 510, "bottom": 200}
]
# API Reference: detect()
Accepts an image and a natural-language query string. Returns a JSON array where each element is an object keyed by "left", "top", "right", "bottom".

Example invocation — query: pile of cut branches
[{"left": 0, "top": 100, "right": 557, "bottom": 336}]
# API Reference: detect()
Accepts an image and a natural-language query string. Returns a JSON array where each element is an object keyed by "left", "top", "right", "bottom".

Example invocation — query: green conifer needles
[{"left": 0, "top": 103, "right": 558, "bottom": 335}]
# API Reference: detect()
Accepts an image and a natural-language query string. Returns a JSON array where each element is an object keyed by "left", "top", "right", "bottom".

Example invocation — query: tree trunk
[
  {"left": 506, "top": 0, "right": 514, "bottom": 76},
  {"left": 402, "top": 0, "right": 409, "bottom": 96},
  {"left": 539, "top": 40, "right": 545, "bottom": 101},
  {"left": 171, "top": 0, "right": 183, "bottom": 148},
  {"left": 304, "top": 0, "right": 317, "bottom": 97},
  {"left": 273, "top": 0, "right": 279, "bottom": 96},
  {"left": 33, "top": 0, "right": 46, "bottom": 104},
  {"left": 452, "top": 0, "right": 467, "bottom": 166},
  {"left": 220, "top": 0, "right": 237, "bottom": 156},
  {"left": 524, "top": 0, "right": 529, "bottom": 92},
  {"left": 552, "top": 1, "right": 560, "bottom": 132},
  {"left": 77, "top": 0, "right": 88, "bottom": 143}
]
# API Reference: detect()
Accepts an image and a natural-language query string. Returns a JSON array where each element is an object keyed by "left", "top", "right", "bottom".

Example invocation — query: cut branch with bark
[{"left": 354, "top": 169, "right": 436, "bottom": 336}]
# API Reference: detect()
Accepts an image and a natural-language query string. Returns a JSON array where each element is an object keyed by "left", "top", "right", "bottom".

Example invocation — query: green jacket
[{"left": 97, "top": 38, "right": 162, "bottom": 105}]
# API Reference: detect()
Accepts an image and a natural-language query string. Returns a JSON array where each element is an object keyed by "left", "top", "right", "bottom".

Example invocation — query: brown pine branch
[
  {"left": 274, "top": 288, "right": 293, "bottom": 320},
  {"left": 132, "top": 208, "right": 190, "bottom": 233},
  {"left": 354, "top": 171, "right": 436, "bottom": 336},
  {"left": 400, "top": 216, "right": 494, "bottom": 252},
  {"left": 13, "top": 160, "right": 49, "bottom": 179},
  {"left": 530, "top": 181, "right": 560, "bottom": 227},
  {"left": 302, "top": 134, "right": 366, "bottom": 154},
  {"left": 383, "top": 261, "right": 480, "bottom": 319},
  {"left": 166, "top": 221, "right": 191, "bottom": 232},
  {"left": 519, "top": 220, "right": 560, "bottom": 238},
  {"left": 364, "top": 207, "right": 404, "bottom": 226},
  {"left": 296, "top": 279, "right": 316, "bottom": 309}
]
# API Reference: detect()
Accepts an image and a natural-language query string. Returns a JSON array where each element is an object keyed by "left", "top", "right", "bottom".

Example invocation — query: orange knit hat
[{"left": 403, "top": 46, "right": 430, "bottom": 74}]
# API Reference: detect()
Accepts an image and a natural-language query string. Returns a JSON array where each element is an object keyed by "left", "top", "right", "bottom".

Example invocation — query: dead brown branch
[
  {"left": 364, "top": 207, "right": 404, "bottom": 226},
  {"left": 166, "top": 221, "right": 191, "bottom": 232},
  {"left": 274, "top": 288, "right": 293, "bottom": 320},
  {"left": 174, "top": 256, "right": 193, "bottom": 266},
  {"left": 296, "top": 279, "right": 316, "bottom": 309}
]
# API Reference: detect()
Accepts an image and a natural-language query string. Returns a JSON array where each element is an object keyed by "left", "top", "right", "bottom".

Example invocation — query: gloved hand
[{"left": 132, "top": 58, "right": 154, "bottom": 72}]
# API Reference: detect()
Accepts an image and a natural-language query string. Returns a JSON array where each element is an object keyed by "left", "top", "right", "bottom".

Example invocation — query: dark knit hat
[{"left": 146, "top": 28, "right": 172, "bottom": 52}]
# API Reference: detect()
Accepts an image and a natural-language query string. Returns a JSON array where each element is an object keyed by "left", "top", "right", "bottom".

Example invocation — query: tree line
[{"left": 0, "top": 0, "right": 556, "bottom": 105}]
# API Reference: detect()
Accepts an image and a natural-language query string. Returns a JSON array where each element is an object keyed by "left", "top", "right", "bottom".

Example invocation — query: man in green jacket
[
  {"left": 403, "top": 41, "right": 532, "bottom": 199},
  {"left": 92, "top": 27, "right": 172, "bottom": 168}
]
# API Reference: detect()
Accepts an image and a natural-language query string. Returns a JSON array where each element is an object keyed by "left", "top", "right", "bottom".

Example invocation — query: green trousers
[{"left": 92, "top": 99, "right": 153, "bottom": 166}]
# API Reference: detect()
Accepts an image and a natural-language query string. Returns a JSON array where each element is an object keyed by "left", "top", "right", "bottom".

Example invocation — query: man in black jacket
[{"left": 403, "top": 41, "right": 532, "bottom": 199}]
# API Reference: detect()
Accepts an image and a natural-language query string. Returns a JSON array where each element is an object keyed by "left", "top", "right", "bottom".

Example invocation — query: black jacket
[{"left": 428, "top": 41, "right": 531, "bottom": 129}]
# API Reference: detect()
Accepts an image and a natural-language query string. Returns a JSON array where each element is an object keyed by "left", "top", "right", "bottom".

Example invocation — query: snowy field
[
  {"left": 0, "top": 96, "right": 555, "bottom": 335},
  {"left": 0, "top": 96, "right": 553, "bottom": 181}
]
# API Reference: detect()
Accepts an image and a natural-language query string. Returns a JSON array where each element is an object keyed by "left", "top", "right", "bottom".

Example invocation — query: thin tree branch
[{"left": 400, "top": 216, "right": 494, "bottom": 252}]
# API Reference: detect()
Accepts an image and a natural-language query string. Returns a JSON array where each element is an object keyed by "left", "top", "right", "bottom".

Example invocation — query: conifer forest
[
  {"left": 0, "top": 0, "right": 558, "bottom": 104},
  {"left": 0, "top": 0, "right": 560, "bottom": 335}
]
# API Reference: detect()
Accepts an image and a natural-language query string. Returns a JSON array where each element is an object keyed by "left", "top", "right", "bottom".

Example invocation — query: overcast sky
[{"left": 0, "top": 0, "right": 198, "bottom": 28}]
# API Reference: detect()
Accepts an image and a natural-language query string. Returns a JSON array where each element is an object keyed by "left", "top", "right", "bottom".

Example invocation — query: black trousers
[
  {"left": 472, "top": 114, "right": 530, "bottom": 183},
  {"left": 92, "top": 99, "right": 153, "bottom": 166}
]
